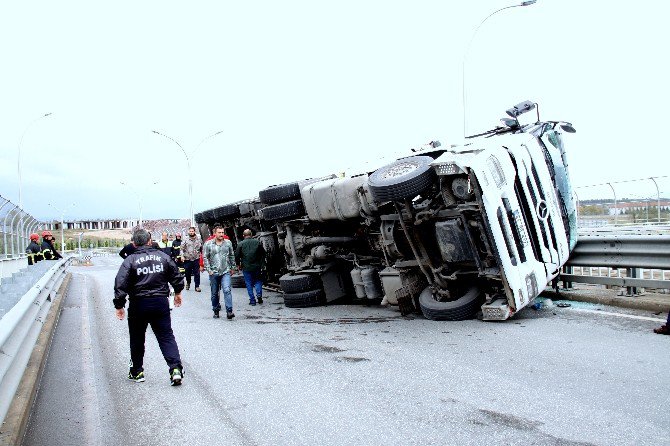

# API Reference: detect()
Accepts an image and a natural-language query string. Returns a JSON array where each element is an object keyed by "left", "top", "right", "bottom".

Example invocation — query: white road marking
[
  {"left": 80, "top": 275, "right": 102, "bottom": 444},
  {"left": 567, "top": 307, "right": 665, "bottom": 322}
]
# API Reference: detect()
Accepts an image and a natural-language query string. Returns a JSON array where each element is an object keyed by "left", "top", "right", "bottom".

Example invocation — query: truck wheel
[
  {"left": 214, "top": 203, "right": 241, "bottom": 220},
  {"left": 368, "top": 156, "right": 436, "bottom": 203},
  {"left": 259, "top": 182, "right": 301, "bottom": 205},
  {"left": 279, "top": 273, "right": 321, "bottom": 293},
  {"left": 202, "top": 209, "right": 216, "bottom": 223},
  {"left": 231, "top": 272, "right": 246, "bottom": 288},
  {"left": 198, "top": 223, "right": 211, "bottom": 242},
  {"left": 260, "top": 200, "right": 305, "bottom": 221},
  {"left": 418, "top": 286, "right": 483, "bottom": 321},
  {"left": 283, "top": 289, "right": 326, "bottom": 308}
]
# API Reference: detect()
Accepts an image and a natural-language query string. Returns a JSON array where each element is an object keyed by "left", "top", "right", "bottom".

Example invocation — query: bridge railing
[
  {"left": 0, "top": 258, "right": 70, "bottom": 426},
  {"left": 562, "top": 235, "right": 670, "bottom": 295}
]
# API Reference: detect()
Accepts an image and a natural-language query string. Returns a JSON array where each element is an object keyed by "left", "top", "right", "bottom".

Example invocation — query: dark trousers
[
  {"left": 128, "top": 297, "right": 182, "bottom": 374},
  {"left": 183, "top": 259, "right": 200, "bottom": 287},
  {"left": 243, "top": 270, "right": 263, "bottom": 302}
]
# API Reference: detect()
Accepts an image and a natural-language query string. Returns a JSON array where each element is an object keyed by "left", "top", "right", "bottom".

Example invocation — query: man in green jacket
[{"left": 235, "top": 229, "right": 265, "bottom": 305}]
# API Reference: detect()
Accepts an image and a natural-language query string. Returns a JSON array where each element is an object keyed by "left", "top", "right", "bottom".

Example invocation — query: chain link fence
[{"left": 0, "top": 195, "right": 41, "bottom": 259}]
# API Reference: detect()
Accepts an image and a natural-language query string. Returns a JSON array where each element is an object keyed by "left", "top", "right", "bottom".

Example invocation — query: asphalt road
[{"left": 24, "top": 256, "right": 670, "bottom": 446}]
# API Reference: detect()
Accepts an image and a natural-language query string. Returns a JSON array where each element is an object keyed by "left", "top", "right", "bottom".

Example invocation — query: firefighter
[
  {"left": 171, "top": 232, "right": 185, "bottom": 273},
  {"left": 41, "top": 231, "right": 63, "bottom": 260},
  {"left": 26, "top": 233, "right": 44, "bottom": 265}
]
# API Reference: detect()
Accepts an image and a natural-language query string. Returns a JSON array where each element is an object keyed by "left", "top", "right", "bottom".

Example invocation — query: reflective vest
[{"left": 26, "top": 241, "right": 44, "bottom": 265}]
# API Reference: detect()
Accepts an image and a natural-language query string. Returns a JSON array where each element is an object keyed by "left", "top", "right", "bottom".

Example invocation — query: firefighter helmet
[
  {"left": 41, "top": 230, "right": 53, "bottom": 238},
  {"left": 30, "top": 233, "right": 40, "bottom": 241}
]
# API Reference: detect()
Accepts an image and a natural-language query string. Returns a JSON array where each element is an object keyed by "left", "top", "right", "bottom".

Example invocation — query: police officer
[
  {"left": 40, "top": 231, "right": 63, "bottom": 260},
  {"left": 26, "top": 233, "right": 44, "bottom": 265},
  {"left": 113, "top": 229, "right": 185, "bottom": 386}
]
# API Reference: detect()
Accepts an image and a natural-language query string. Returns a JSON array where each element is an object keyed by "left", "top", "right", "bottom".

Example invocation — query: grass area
[{"left": 50, "top": 228, "right": 131, "bottom": 251}]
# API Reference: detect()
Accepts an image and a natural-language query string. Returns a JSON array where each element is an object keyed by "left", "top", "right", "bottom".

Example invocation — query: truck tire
[
  {"left": 368, "top": 156, "right": 436, "bottom": 203},
  {"left": 202, "top": 209, "right": 216, "bottom": 223},
  {"left": 259, "top": 182, "right": 301, "bottom": 205},
  {"left": 231, "top": 272, "right": 246, "bottom": 288},
  {"left": 279, "top": 273, "right": 321, "bottom": 294},
  {"left": 214, "top": 203, "right": 241, "bottom": 220},
  {"left": 198, "top": 223, "right": 211, "bottom": 242},
  {"left": 260, "top": 200, "right": 305, "bottom": 221},
  {"left": 418, "top": 286, "right": 483, "bottom": 321},
  {"left": 283, "top": 289, "right": 326, "bottom": 308}
]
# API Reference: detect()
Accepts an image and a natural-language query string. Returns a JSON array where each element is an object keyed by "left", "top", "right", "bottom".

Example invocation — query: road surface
[{"left": 23, "top": 256, "right": 670, "bottom": 445}]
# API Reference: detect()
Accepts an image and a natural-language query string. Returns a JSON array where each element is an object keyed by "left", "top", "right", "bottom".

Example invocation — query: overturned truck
[{"left": 196, "top": 101, "right": 577, "bottom": 321}]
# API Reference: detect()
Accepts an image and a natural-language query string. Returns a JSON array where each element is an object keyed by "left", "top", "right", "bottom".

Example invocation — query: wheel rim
[{"left": 381, "top": 161, "right": 420, "bottom": 180}]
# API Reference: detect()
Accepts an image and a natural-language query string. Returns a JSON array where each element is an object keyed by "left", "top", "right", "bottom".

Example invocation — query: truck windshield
[{"left": 544, "top": 129, "right": 578, "bottom": 249}]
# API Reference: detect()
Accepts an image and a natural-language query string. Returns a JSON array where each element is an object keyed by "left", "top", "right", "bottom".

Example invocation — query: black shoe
[
  {"left": 226, "top": 310, "right": 235, "bottom": 319},
  {"left": 257, "top": 297, "right": 263, "bottom": 304},
  {"left": 170, "top": 367, "right": 183, "bottom": 386},
  {"left": 185, "top": 284, "right": 190, "bottom": 291},
  {"left": 213, "top": 310, "right": 220, "bottom": 318},
  {"left": 128, "top": 370, "right": 145, "bottom": 383},
  {"left": 654, "top": 324, "right": 670, "bottom": 335}
]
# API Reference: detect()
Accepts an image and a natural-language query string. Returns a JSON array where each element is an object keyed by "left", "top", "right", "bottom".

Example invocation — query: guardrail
[
  {"left": 562, "top": 235, "right": 670, "bottom": 294},
  {"left": 0, "top": 258, "right": 70, "bottom": 426}
]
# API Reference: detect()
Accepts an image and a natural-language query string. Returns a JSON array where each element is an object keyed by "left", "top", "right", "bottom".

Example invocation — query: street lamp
[
  {"left": 649, "top": 177, "right": 661, "bottom": 223},
  {"left": 120, "top": 181, "right": 159, "bottom": 229},
  {"left": 462, "top": 0, "right": 537, "bottom": 138},
  {"left": 152, "top": 130, "right": 224, "bottom": 227},
  {"left": 48, "top": 202, "right": 75, "bottom": 253},
  {"left": 606, "top": 182, "right": 617, "bottom": 225},
  {"left": 18, "top": 112, "right": 53, "bottom": 209}
]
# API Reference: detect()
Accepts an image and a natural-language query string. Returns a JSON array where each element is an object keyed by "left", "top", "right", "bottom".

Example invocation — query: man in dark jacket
[
  {"left": 113, "top": 229, "right": 185, "bottom": 386},
  {"left": 235, "top": 229, "right": 266, "bottom": 305},
  {"left": 26, "top": 233, "right": 44, "bottom": 265},
  {"left": 171, "top": 233, "right": 184, "bottom": 273},
  {"left": 119, "top": 242, "right": 136, "bottom": 259},
  {"left": 40, "top": 231, "right": 63, "bottom": 260}
]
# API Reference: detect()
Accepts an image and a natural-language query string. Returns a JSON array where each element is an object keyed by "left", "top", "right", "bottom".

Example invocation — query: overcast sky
[{"left": 1, "top": 0, "right": 668, "bottom": 221}]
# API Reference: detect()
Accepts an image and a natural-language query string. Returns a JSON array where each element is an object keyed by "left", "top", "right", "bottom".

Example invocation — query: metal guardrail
[
  {"left": 568, "top": 236, "right": 670, "bottom": 270},
  {"left": 562, "top": 235, "right": 670, "bottom": 292},
  {"left": 0, "top": 258, "right": 70, "bottom": 425}
]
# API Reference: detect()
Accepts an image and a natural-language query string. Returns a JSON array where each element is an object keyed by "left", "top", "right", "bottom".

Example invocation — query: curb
[
  {"left": 0, "top": 273, "right": 71, "bottom": 446},
  {"left": 542, "top": 287, "right": 670, "bottom": 314}
]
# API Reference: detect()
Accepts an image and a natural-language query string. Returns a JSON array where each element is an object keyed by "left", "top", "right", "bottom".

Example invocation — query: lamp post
[
  {"left": 120, "top": 181, "right": 159, "bottom": 229},
  {"left": 649, "top": 177, "right": 661, "bottom": 223},
  {"left": 606, "top": 182, "right": 617, "bottom": 225},
  {"left": 48, "top": 202, "right": 75, "bottom": 253},
  {"left": 152, "top": 130, "right": 224, "bottom": 227},
  {"left": 462, "top": 1, "right": 537, "bottom": 138},
  {"left": 18, "top": 112, "right": 53, "bottom": 209}
]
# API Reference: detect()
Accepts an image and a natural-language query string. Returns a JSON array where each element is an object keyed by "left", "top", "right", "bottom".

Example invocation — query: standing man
[
  {"left": 181, "top": 226, "right": 203, "bottom": 292},
  {"left": 40, "top": 231, "right": 63, "bottom": 260},
  {"left": 26, "top": 233, "right": 44, "bottom": 265},
  {"left": 113, "top": 229, "right": 185, "bottom": 386},
  {"left": 171, "top": 232, "right": 184, "bottom": 273},
  {"left": 203, "top": 225, "right": 236, "bottom": 319},
  {"left": 157, "top": 232, "right": 171, "bottom": 255},
  {"left": 235, "top": 229, "right": 265, "bottom": 305},
  {"left": 119, "top": 240, "right": 137, "bottom": 259}
]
